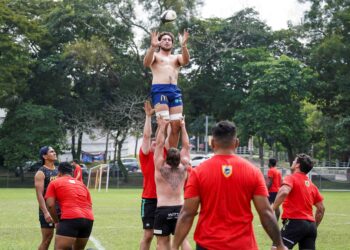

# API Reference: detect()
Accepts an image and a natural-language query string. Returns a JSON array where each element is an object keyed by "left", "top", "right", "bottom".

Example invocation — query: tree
[
  {"left": 0, "top": 0, "right": 48, "bottom": 108},
  {"left": 0, "top": 103, "right": 65, "bottom": 181},
  {"left": 302, "top": 0, "right": 350, "bottom": 160},
  {"left": 183, "top": 9, "right": 273, "bottom": 122},
  {"left": 236, "top": 55, "right": 316, "bottom": 165}
]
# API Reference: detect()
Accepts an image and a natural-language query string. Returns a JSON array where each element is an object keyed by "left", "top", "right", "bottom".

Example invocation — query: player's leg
[
  {"left": 140, "top": 229, "right": 154, "bottom": 250},
  {"left": 55, "top": 219, "right": 79, "bottom": 250},
  {"left": 154, "top": 207, "right": 171, "bottom": 250},
  {"left": 168, "top": 85, "right": 183, "bottom": 148},
  {"left": 55, "top": 235, "right": 76, "bottom": 250},
  {"left": 280, "top": 219, "right": 305, "bottom": 249},
  {"left": 140, "top": 198, "right": 157, "bottom": 250},
  {"left": 39, "top": 228, "right": 54, "bottom": 250},
  {"left": 74, "top": 219, "right": 94, "bottom": 250},
  {"left": 73, "top": 238, "right": 89, "bottom": 250},
  {"left": 38, "top": 214, "right": 54, "bottom": 250},
  {"left": 152, "top": 88, "right": 170, "bottom": 120},
  {"left": 298, "top": 221, "right": 317, "bottom": 250},
  {"left": 169, "top": 105, "right": 183, "bottom": 148},
  {"left": 181, "top": 237, "right": 192, "bottom": 250},
  {"left": 156, "top": 236, "right": 170, "bottom": 250}
]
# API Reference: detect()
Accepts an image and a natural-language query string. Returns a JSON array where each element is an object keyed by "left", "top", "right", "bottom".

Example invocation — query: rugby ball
[{"left": 161, "top": 10, "right": 177, "bottom": 23}]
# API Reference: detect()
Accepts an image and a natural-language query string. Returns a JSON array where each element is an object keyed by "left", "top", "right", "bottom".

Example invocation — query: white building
[
  {"left": 0, "top": 108, "right": 142, "bottom": 162},
  {"left": 58, "top": 129, "right": 143, "bottom": 162}
]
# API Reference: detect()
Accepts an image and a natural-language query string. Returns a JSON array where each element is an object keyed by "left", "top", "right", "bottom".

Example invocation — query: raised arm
[
  {"left": 177, "top": 30, "right": 190, "bottom": 66},
  {"left": 154, "top": 117, "right": 169, "bottom": 170},
  {"left": 143, "top": 31, "right": 159, "bottom": 67},
  {"left": 180, "top": 118, "right": 190, "bottom": 166},
  {"left": 141, "top": 101, "right": 155, "bottom": 155}
]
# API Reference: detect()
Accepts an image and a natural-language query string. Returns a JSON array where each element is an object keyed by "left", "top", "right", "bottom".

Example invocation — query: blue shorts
[{"left": 151, "top": 84, "right": 183, "bottom": 108}]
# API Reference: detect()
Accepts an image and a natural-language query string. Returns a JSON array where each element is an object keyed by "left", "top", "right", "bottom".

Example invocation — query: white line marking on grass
[
  {"left": 326, "top": 213, "right": 350, "bottom": 217},
  {"left": 90, "top": 235, "right": 105, "bottom": 250}
]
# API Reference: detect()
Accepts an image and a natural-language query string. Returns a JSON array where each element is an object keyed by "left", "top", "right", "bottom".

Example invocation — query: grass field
[{"left": 0, "top": 189, "right": 349, "bottom": 249}]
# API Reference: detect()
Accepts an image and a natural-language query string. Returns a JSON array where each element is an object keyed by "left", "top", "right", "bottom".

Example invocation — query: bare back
[
  {"left": 151, "top": 53, "right": 181, "bottom": 84},
  {"left": 155, "top": 163, "right": 187, "bottom": 207}
]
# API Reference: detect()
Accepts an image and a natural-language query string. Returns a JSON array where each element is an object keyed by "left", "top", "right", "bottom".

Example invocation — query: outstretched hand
[
  {"left": 157, "top": 115, "right": 170, "bottom": 128},
  {"left": 150, "top": 31, "right": 160, "bottom": 48},
  {"left": 179, "top": 29, "right": 189, "bottom": 46},
  {"left": 180, "top": 115, "right": 186, "bottom": 127},
  {"left": 144, "top": 101, "right": 155, "bottom": 116}
]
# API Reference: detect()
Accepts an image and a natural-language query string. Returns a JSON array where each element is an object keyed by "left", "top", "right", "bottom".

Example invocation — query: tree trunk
[
  {"left": 116, "top": 132, "right": 128, "bottom": 182},
  {"left": 71, "top": 129, "right": 77, "bottom": 159},
  {"left": 134, "top": 133, "right": 139, "bottom": 158},
  {"left": 104, "top": 130, "right": 110, "bottom": 163},
  {"left": 257, "top": 136, "right": 265, "bottom": 168},
  {"left": 77, "top": 131, "right": 83, "bottom": 161}
]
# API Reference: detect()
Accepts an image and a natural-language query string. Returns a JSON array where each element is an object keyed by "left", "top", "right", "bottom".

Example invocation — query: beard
[{"left": 160, "top": 46, "right": 172, "bottom": 52}]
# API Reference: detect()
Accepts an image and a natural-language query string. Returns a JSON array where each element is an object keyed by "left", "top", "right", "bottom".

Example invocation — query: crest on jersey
[
  {"left": 222, "top": 165, "right": 232, "bottom": 177},
  {"left": 305, "top": 180, "right": 310, "bottom": 187}
]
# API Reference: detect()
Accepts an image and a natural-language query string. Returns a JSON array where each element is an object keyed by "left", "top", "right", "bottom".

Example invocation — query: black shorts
[
  {"left": 196, "top": 244, "right": 207, "bottom": 250},
  {"left": 39, "top": 213, "right": 55, "bottom": 229},
  {"left": 281, "top": 219, "right": 317, "bottom": 250},
  {"left": 153, "top": 205, "right": 182, "bottom": 236},
  {"left": 268, "top": 192, "right": 278, "bottom": 204},
  {"left": 141, "top": 198, "right": 157, "bottom": 229},
  {"left": 56, "top": 218, "right": 94, "bottom": 238}
]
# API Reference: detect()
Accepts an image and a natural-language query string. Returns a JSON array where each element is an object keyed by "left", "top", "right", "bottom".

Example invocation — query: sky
[{"left": 200, "top": 0, "right": 311, "bottom": 30}]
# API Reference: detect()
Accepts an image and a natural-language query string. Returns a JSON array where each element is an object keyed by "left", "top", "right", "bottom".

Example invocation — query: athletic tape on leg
[
  {"left": 156, "top": 110, "right": 170, "bottom": 120},
  {"left": 170, "top": 113, "right": 183, "bottom": 121}
]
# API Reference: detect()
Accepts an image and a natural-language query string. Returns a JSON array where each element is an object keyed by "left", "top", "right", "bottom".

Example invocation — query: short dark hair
[
  {"left": 39, "top": 146, "right": 50, "bottom": 165},
  {"left": 296, "top": 153, "right": 314, "bottom": 174},
  {"left": 166, "top": 148, "right": 180, "bottom": 169},
  {"left": 211, "top": 121, "right": 237, "bottom": 148},
  {"left": 269, "top": 158, "right": 277, "bottom": 167},
  {"left": 72, "top": 159, "right": 79, "bottom": 164},
  {"left": 158, "top": 32, "right": 174, "bottom": 43},
  {"left": 58, "top": 162, "right": 73, "bottom": 175}
]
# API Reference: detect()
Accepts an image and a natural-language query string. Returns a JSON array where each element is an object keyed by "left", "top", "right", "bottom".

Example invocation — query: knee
[{"left": 143, "top": 233, "right": 154, "bottom": 243}]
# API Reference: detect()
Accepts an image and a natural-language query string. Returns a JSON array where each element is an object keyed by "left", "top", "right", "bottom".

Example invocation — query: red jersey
[
  {"left": 139, "top": 148, "right": 157, "bottom": 198},
  {"left": 45, "top": 176, "right": 94, "bottom": 220},
  {"left": 282, "top": 172, "right": 323, "bottom": 221},
  {"left": 185, "top": 154, "right": 268, "bottom": 250},
  {"left": 73, "top": 164, "right": 83, "bottom": 182},
  {"left": 267, "top": 167, "right": 281, "bottom": 192}
]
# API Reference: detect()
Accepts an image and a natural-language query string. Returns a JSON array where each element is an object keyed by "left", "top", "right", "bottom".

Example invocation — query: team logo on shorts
[
  {"left": 222, "top": 165, "right": 232, "bottom": 177},
  {"left": 305, "top": 180, "right": 310, "bottom": 187}
]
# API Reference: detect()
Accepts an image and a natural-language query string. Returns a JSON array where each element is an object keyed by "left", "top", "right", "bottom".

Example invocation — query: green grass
[{"left": 0, "top": 189, "right": 349, "bottom": 249}]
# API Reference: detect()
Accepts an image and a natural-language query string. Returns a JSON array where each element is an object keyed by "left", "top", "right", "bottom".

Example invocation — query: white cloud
[{"left": 200, "top": 0, "right": 311, "bottom": 30}]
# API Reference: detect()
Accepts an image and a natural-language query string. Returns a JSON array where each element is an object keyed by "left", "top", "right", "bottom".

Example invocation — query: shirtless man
[
  {"left": 143, "top": 30, "right": 190, "bottom": 148},
  {"left": 153, "top": 117, "right": 191, "bottom": 250}
]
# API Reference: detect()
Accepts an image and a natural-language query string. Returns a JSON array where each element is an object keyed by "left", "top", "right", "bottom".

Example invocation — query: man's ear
[
  {"left": 234, "top": 138, "right": 240, "bottom": 149},
  {"left": 211, "top": 138, "right": 216, "bottom": 150}
]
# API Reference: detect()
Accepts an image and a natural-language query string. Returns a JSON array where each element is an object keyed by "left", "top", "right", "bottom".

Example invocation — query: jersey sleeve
[
  {"left": 184, "top": 170, "right": 200, "bottom": 199},
  {"left": 253, "top": 169, "right": 269, "bottom": 196},
  {"left": 312, "top": 185, "right": 324, "bottom": 204},
  {"left": 282, "top": 175, "right": 294, "bottom": 188},
  {"left": 45, "top": 181, "right": 56, "bottom": 199}
]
